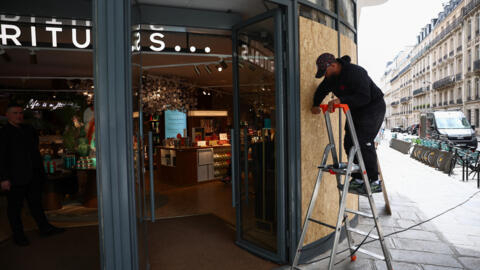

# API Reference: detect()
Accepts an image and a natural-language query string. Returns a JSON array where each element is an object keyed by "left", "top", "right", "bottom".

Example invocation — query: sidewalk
[{"left": 279, "top": 136, "right": 480, "bottom": 270}]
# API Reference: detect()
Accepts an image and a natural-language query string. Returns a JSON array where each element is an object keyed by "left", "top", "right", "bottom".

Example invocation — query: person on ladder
[{"left": 311, "top": 52, "right": 386, "bottom": 195}]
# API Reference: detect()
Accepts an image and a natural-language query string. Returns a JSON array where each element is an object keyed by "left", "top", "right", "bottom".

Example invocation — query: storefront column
[{"left": 93, "top": 0, "right": 138, "bottom": 269}]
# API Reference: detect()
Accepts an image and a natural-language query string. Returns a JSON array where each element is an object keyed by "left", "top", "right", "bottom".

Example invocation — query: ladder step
[
  {"left": 347, "top": 227, "right": 379, "bottom": 240},
  {"left": 318, "top": 163, "right": 361, "bottom": 175},
  {"left": 352, "top": 246, "right": 385, "bottom": 260},
  {"left": 308, "top": 218, "right": 336, "bottom": 229},
  {"left": 345, "top": 209, "right": 374, "bottom": 218}
]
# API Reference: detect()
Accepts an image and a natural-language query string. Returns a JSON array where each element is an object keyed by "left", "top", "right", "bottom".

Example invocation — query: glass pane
[
  {"left": 236, "top": 16, "right": 277, "bottom": 253},
  {"left": 131, "top": 24, "right": 149, "bottom": 269},
  {"left": 304, "top": 0, "right": 336, "bottom": 13},
  {"left": 339, "top": 0, "right": 356, "bottom": 27},
  {"left": 340, "top": 23, "right": 355, "bottom": 41},
  {"left": 299, "top": 4, "right": 336, "bottom": 29}
]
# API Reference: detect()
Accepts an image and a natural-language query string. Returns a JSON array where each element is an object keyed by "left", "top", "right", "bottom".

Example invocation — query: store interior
[{"left": 0, "top": 17, "right": 278, "bottom": 255}]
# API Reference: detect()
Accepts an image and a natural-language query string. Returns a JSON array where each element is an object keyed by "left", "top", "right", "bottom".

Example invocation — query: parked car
[
  {"left": 420, "top": 111, "right": 477, "bottom": 149},
  {"left": 391, "top": 126, "right": 403, "bottom": 133}
]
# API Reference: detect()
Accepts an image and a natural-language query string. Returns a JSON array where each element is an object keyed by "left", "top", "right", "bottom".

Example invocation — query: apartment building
[{"left": 384, "top": 0, "right": 480, "bottom": 132}]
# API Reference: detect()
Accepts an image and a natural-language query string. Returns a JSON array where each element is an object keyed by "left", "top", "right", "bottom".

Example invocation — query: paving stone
[
  {"left": 452, "top": 245, "right": 480, "bottom": 257},
  {"left": 421, "top": 264, "right": 464, "bottom": 270},
  {"left": 396, "top": 211, "right": 421, "bottom": 221},
  {"left": 298, "top": 255, "right": 374, "bottom": 270},
  {"left": 395, "top": 219, "right": 425, "bottom": 230},
  {"left": 390, "top": 250, "right": 463, "bottom": 268},
  {"left": 374, "top": 261, "right": 422, "bottom": 270},
  {"left": 392, "top": 228, "right": 440, "bottom": 242},
  {"left": 458, "top": 256, "right": 480, "bottom": 270},
  {"left": 392, "top": 238, "right": 453, "bottom": 254}
]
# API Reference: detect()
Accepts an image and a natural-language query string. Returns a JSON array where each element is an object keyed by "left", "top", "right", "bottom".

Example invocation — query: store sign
[
  {"left": 1, "top": 15, "right": 208, "bottom": 53},
  {"left": 26, "top": 98, "right": 80, "bottom": 111},
  {"left": 164, "top": 110, "right": 187, "bottom": 139},
  {"left": 0, "top": 15, "right": 91, "bottom": 49}
]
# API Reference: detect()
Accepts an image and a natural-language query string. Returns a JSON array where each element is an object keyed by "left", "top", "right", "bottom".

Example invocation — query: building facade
[{"left": 385, "top": 0, "right": 480, "bottom": 131}]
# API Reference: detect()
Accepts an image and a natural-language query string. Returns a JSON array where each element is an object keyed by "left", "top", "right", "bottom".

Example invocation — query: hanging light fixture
[
  {"left": 219, "top": 59, "right": 228, "bottom": 70},
  {"left": 29, "top": 50, "right": 37, "bottom": 64}
]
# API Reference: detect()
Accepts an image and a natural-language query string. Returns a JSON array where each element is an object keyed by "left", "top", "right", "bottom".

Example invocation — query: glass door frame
[{"left": 231, "top": 8, "right": 287, "bottom": 263}]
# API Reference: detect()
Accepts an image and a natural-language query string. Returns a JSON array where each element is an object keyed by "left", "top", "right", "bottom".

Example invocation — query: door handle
[
  {"left": 148, "top": 131, "right": 155, "bottom": 222},
  {"left": 231, "top": 129, "right": 236, "bottom": 207}
]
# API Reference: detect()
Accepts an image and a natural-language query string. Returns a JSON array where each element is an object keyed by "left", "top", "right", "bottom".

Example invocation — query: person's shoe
[
  {"left": 13, "top": 233, "right": 30, "bottom": 246},
  {"left": 40, "top": 226, "right": 66, "bottom": 237},
  {"left": 338, "top": 178, "right": 364, "bottom": 193},
  {"left": 369, "top": 180, "right": 383, "bottom": 193}
]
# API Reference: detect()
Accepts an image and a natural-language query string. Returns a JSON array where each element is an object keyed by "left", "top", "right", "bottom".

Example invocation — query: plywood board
[{"left": 299, "top": 17, "right": 358, "bottom": 245}]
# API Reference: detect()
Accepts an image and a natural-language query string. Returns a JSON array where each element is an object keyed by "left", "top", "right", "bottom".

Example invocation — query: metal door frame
[{"left": 231, "top": 8, "right": 287, "bottom": 263}]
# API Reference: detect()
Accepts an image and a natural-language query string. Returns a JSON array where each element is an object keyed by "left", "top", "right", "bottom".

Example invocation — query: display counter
[{"left": 156, "top": 145, "right": 231, "bottom": 186}]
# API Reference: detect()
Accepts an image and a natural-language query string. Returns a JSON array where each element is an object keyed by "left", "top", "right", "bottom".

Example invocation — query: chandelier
[{"left": 141, "top": 74, "right": 198, "bottom": 115}]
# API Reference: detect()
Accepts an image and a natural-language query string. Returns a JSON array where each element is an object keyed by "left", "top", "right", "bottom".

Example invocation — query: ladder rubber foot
[{"left": 350, "top": 255, "right": 357, "bottom": 262}]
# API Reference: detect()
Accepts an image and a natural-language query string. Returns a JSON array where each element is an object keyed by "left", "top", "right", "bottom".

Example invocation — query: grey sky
[{"left": 358, "top": 0, "right": 447, "bottom": 86}]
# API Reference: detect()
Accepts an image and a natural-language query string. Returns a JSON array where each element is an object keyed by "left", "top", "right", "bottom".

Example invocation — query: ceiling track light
[
  {"left": 30, "top": 50, "right": 38, "bottom": 65},
  {"left": 204, "top": 65, "right": 212, "bottom": 74},
  {"left": 0, "top": 49, "right": 11, "bottom": 62},
  {"left": 194, "top": 65, "right": 201, "bottom": 76}
]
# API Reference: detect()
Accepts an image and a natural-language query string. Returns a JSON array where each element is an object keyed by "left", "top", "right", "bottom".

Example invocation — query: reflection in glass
[
  {"left": 305, "top": 0, "right": 336, "bottom": 13},
  {"left": 236, "top": 16, "right": 278, "bottom": 253},
  {"left": 339, "top": 0, "right": 356, "bottom": 27},
  {"left": 340, "top": 23, "right": 355, "bottom": 41},
  {"left": 299, "top": 4, "right": 336, "bottom": 29}
]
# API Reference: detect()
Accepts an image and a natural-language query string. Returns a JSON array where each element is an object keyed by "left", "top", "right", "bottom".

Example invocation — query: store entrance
[{"left": 133, "top": 7, "right": 287, "bottom": 266}]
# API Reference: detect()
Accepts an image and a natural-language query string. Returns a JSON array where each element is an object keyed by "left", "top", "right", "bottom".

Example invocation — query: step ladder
[{"left": 291, "top": 104, "right": 393, "bottom": 270}]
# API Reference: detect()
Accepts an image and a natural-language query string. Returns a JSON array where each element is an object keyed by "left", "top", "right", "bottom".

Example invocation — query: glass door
[{"left": 232, "top": 9, "right": 287, "bottom": 262}]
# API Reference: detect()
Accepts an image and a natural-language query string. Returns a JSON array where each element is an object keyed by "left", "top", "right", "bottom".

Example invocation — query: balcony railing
[
  {"left": 439, "top": 58, "right": 443, "bottom": 63},
  {"left": 456, "top": 73, "right": 462, "bottom": 81},
  {"left": 449, "top": 51, "right": 454, "bottom": 57},
  {"left": 468, "top": 96, "right": 472, "bottom": 101},
  {"left": 433, "top": 103, "right": 437, "bottom": 107},
  {"left": 468, "top": 66, "right": 472, "bottom": 72},
  {"left": 449, "top": 100, "right": 454, "bottom": 105},
  {"left": 474, "top": 59, "right": 480, "bottom": 72},
  {"left": 444, "top": 55, "right": 448, "bottom": 60},
  {"left": 433, "top": 61, "right": 437, "bottom": 66},
  {"left": 462, "top": 0, "right": 480, "bottom": 17},
  {"left": 413, "top": 87, "right": 424, "bottom": 96},
  {"left": 457, "top": 46, "right": 463, "bottom": 52},
  {"left": 457, "top": 98, "right": 463, "bottom": 104},
  {"left": 443, "top": 101, "right": 448, "bottom": 105},
  {"left": 426, "top": 85, "right": 430, "bottom": 91},
  {"left": 391, "top": 101, "right": 399, "bottom": 106},
  {"left": 433, "top": 76, "right": 455, "bottom": 90},
  {"left": 468, "top": 36, "right": 472, "bottom": 42}
]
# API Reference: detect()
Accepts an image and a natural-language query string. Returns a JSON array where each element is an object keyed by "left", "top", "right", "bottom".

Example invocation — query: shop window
[
  {"left": 339, "top": 23, "right": 355, "bottom": 41},
  {"left": 339, "top": 0, "right": 355, "bottom": 27},
  {"left": 299, "top": 4, "right": 336, "bottom": 29},
  {"left": 304, "top": 0, "right": 336, "bottom": 13}
]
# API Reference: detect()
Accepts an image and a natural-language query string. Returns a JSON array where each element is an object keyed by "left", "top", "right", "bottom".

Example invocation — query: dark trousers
[
  {"left": 6, "top": 180, "right": 51, "bottom": 236},
  {"left": 344, "top": 100, "right": 386, "bottom": 182}
]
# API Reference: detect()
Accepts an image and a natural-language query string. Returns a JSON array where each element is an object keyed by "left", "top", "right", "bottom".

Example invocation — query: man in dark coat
[
  {"left": 0, "top": 103, "right": 64, "bottom": 246},
  {"left": 311, "top": 53, "right": 386, "bottom": 194}
]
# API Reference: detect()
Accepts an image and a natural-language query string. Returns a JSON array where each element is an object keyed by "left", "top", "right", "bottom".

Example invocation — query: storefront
[{"left": 1, "top": 0, "right": 363, "bottom": 269}]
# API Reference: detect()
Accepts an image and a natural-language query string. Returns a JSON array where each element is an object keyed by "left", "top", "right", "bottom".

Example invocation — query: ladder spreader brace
[{"left": 291, "top": 104, "right": 393, "bottom": 270}]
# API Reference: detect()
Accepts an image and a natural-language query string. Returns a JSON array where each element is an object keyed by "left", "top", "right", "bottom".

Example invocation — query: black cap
[{"left": 315, "top": 53, "right": 336, "bottom": 78}]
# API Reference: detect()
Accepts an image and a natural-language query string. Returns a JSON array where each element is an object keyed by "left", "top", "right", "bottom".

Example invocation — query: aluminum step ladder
[{"left": 291, "top": 104, "right": 393, "bottom": 270}]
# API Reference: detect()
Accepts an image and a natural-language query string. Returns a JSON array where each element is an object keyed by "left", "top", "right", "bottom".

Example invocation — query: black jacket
[
  {"left": 0, "top": 122, "right": 44, "bottom": 186},
  {"left": 313, "top": 57, "right": 384, "bottom": 113}
]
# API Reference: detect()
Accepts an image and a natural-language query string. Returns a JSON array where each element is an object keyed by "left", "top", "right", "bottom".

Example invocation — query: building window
[
  {"left": 477, "top": 14, "right": 480, "bottom": 35},
  {"left": 476, "top": 109, "right": 479, "bottom": 128},
  {"left": 305, "top": 0, "right": 336, "bottom": 13},
  {"left": 299, "top": 4, "right": 336, "bottom": 29},
  {"left": 477, "top": 78, "right": 480, "bottom": 98},
  {"left": 339, "top": 0, "right": 355, "bottom": 27},
  {"left": 468, "top": 109, "right": 472, "bottom": 124},
  {"left": 468, "top": 81, "right": 472, "bottom": 99}
]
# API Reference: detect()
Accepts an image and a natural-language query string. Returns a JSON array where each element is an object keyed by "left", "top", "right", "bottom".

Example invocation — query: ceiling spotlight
[
  {"left": 175, "top": 45, "right": 181, "bottom": 52},
  {"left": 204, "top": 65, "right": 212, "bottom": 74},
  {"left": 190, "top": 46, "right": 196, "bottom": 52},
  {"left": 216, "top": 65, "right": 223, "bottom": 72},
  {"left": 83, "top": 91, "right": 88, "bottom": 96},
  {"left": 219, "top": 59, "right": 228, "bottom": 70},
  {"left": 0, "top": 49, "right": 11, "bottom": 62},
  {"left": 194, "top": 65, "right": 201, "bottom": 76},
  {"left": 202, "top": 90, "right": 207, "bottom": 95},
  {"left": 29, "top": 50, "right": 37, "bottom": 64},
  {"left": 204, "top": 47, "right": 211, "bottom": 53},
  {"left": 207, "top": 92, "right": 211, "bottom": 96}
]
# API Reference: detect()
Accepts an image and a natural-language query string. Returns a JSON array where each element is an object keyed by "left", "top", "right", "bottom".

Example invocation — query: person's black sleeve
[
  {"left": 313, "top": 80, "right": 331, "bottom": 107},
  {"left": 0, "top": 129, "right": 9, "bottom": 182},
  {"left": 338, "top": 68, "right": 371, "bottom": 110}
]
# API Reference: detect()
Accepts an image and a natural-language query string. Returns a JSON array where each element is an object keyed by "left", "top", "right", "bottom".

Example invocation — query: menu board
[{"left": 165, "top": 110, "right": 187, "bottom": 138}]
